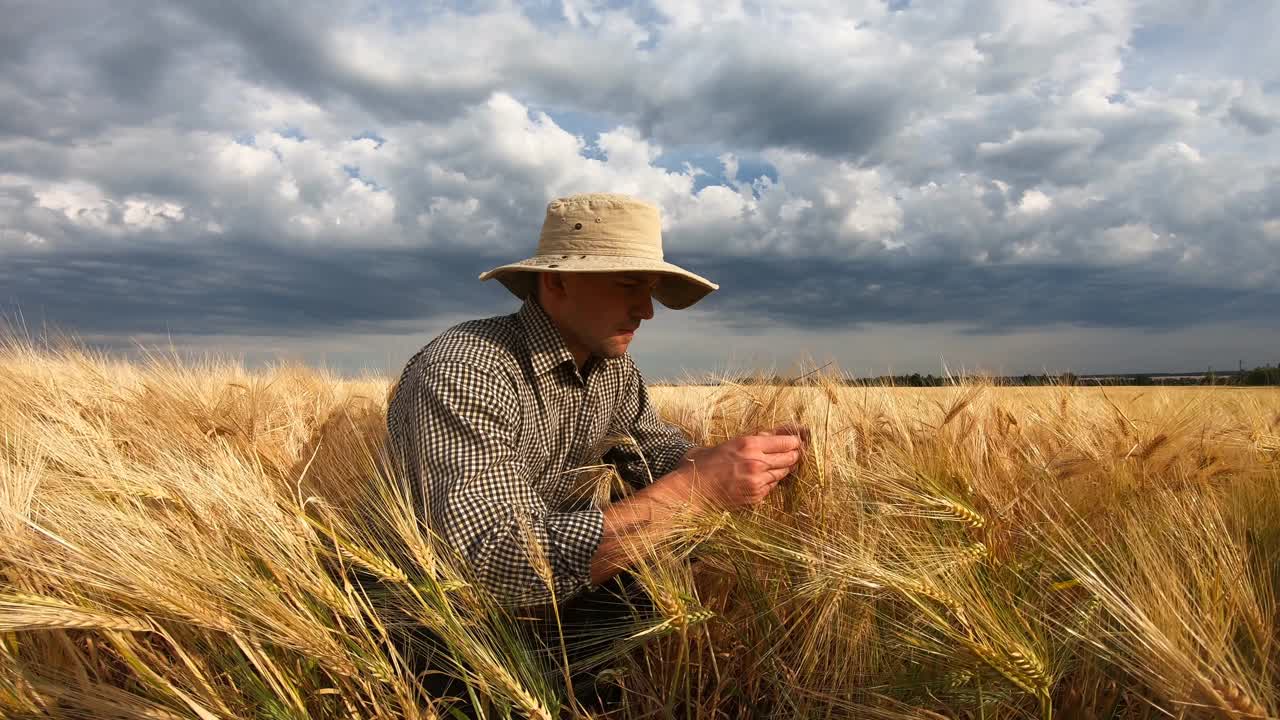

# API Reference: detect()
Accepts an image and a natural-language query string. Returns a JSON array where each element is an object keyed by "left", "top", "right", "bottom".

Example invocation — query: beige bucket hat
[{"left": 478, "top": 193, "right": 719, "bottom": 310}]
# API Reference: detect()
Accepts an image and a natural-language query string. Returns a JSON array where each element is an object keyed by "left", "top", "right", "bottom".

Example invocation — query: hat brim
[{"left": 478, "top": 254, "right": 718, "bottom": 310}]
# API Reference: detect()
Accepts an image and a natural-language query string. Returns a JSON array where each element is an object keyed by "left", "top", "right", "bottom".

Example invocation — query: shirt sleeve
[
  {"left": 604, "top": 355, "right": 695, "bottom": 488},
  {"left": 387, "top": 359, "right": 604, "bottom": 607}
]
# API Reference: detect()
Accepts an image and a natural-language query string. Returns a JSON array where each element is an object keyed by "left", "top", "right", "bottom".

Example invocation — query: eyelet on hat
[
  {"left": 594, "top": 217, "right": 601, "bottom": 223},
  {"left": 574, "top": 222, "right": 583, "bottom": 230}
]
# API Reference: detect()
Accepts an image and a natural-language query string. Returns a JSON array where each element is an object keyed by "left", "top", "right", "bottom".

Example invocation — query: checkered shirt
[{"left": 386, "top": 297, "right": 693, "bottom": 607}]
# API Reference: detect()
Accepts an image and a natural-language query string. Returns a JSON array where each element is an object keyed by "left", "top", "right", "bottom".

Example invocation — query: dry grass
[{"left": 2, "top": 336, "right": 1278, "bottom": 719}]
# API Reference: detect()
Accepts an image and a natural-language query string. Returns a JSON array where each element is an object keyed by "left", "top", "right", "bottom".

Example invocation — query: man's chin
[{"left": 599, "top": 342, "right": 630, "bottom": 359}]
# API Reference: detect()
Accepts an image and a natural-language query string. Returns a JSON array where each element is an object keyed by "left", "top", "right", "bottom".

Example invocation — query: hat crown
[{"left": 535, "top": 193, "right": 664, "bottom": 261}]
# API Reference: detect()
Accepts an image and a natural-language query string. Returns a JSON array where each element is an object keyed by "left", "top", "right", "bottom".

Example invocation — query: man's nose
[{"left": 634, "top": 293, "right": 654, "bottom": 321}]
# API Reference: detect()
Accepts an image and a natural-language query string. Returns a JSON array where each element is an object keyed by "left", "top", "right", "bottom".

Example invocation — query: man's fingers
[
  {"left": 763, "top": 449, "right": 802, "bottom": 469},
  {"left": 765, "top": 423, "right": 810, "bottom": 443},
  {"left": 765, "top": 466, "right": 792, "bottom": 485},
  {"left": 755, "top": 433, "right": 803, "bottom": 453}
]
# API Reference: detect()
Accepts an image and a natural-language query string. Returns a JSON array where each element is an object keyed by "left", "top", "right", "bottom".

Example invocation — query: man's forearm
[{"left": 587, "top": 461, "right": 700, "bottom": 585}]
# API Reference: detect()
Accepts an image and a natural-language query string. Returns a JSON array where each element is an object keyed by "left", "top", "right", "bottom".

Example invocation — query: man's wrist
[{"left": 649, "top": 460, "right": 706, "bottom": 514}]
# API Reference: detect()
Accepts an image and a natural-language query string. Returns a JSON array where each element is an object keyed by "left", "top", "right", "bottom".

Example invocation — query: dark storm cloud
[
  {"left": 692, "top": 254, "right": 1280, "bottom": 334},
  {"left": 1228, "top": 96, "right": 1279, "bottom": 136},
  {"left": 6, "top": 233, "right": 1270, "bottom": 345},
  {"left": 622, "top": 48, "right": 911, "bottom": 161},
  {"left": 0, "top": 2, "right": 214, "bottom": 142},
  {"left": 174, "top": 1, "right": 495, "bottom": 124},
  {"left": 0, "top": 0, "right": 487, "bottom": 144},
  {"left": 2, "top": 236, "right": 510, "bottom": 338},
  {"left": 975, "top": 129, "right": 1101, "bottom": 186}
]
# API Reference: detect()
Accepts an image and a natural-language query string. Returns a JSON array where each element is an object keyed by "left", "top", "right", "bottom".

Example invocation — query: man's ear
[
  {"left": 542, "top": 272, "right": 568, "bottom": 299},
  {"left": 537, "top": 272, "right": 566, "bottom": 305}
]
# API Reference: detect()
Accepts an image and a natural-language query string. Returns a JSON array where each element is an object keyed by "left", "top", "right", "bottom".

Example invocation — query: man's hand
[{"left": 682, "top": 428, "right": 806, "bottom": 510}]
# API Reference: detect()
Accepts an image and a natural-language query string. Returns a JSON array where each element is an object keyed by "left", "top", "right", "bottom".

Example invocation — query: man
[{"left": 385, "top": 192, "right": 805, "bottom": 705}]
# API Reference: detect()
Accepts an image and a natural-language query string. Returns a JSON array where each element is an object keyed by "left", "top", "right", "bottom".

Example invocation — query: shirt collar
[{"left": 516, "top": 298, "right": 581, "bottom": 380}]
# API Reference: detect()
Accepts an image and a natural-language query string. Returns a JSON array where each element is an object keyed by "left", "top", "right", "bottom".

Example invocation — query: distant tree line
[
  {"left": 700, "top": 364, "right": 1280, "bottom": 387},
  {"left": 1239, "top": 364, "right": 1280, "bottom": 386}
]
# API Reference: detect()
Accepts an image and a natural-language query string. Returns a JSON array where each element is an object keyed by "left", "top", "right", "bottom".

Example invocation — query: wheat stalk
[
  {"left": 928, "top": 496, "right": 986, "bottom": 530},
  {"left": 968, "top": 641, "right": 1050, "bottom": 697},
  {"left": 1209, "top": 678, "right": 1270, "bottom": 719},
  {"left": 883, "top": 576, "right": 972, "bottom": 631},
  {"left": 336, "top": 545, "right": 409, "bottom": 585},
  {"left": 0, "top": 594, "right": 151, "bottom": 633}
]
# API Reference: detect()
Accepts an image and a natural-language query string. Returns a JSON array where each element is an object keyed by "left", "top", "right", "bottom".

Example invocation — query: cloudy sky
[{"left": 3, "top": 0, "right": 1278, "bottom": 381}]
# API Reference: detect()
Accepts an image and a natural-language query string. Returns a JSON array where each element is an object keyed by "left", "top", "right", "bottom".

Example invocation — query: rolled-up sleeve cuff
[
  {"left": 651, "top": 436, "right": 695, "bottom": 479},
  {"left": 549, "top": 507, "right": 605, "bottom": 596}
]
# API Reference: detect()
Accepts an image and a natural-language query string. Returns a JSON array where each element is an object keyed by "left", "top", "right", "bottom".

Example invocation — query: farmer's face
[{"left": 539, "top": 272, "right": 659, "bottom": 369}]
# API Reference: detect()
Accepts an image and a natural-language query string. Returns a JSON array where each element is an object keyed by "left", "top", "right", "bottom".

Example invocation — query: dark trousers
[{"left": 396, "top": 572, "right": 653, "bottom": 716}]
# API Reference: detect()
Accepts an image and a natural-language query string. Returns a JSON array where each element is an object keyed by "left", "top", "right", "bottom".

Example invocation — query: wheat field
[{"left": 2, "top": 337, "right": 1278, "bottom": 719}]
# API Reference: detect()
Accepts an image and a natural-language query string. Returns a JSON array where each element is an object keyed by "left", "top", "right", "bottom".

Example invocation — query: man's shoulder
[
  {"left": 402, "top": 312, "right": 524, "bottom": 378},
  {"left": 387, "top": 312, "right": 525, "bottom": 413}
]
